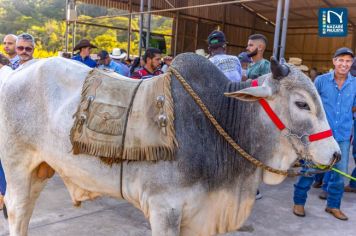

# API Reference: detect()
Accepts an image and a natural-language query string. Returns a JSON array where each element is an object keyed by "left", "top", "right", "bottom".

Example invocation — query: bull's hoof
[{"left": 73, "top": 201, "right": 82, "bottom": 207}]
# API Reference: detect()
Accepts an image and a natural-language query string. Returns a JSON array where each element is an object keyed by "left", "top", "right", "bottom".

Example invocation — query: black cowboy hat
[{"left": 73, "top": 39, "right": 97, "bottom": 51}]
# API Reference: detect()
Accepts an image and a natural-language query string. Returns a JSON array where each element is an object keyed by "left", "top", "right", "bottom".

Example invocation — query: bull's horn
[{"left": 270, "top": 56, "right": 289, "bottom": 80}]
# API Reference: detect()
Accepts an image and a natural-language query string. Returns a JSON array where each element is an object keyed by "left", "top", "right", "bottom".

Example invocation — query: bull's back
[{"left": 0, "top": 58, "right": 91, "bottom": 146}]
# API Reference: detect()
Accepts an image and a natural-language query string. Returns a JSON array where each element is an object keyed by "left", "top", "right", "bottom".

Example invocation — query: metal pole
[
  {"left": 65, "top": 0, "right": 69, "bottom": 52},
  {"left": 352, "top": 26, "right": 356, "bottom": 53},
  {"left": 72, "top": 1, "right": 77, "bottom": 53},
  {"left": 174, "top": 12, "right": 179, "bottom": 56},
  {"left": 127, "top": 0, "right": 132, "bottom": 58},
  {"left": 279, "top": 0, "right": 290, "bottom": 62},
  {"left": 273, "top": 0, "right": 283, "bottom": 60},
  {"left": 146, "top": 0, "right": 152, "bottom": 50},
  {"left": 72, "top": 22, "right": 76, "bottom": 53},
  {"left": 138, "top": 0, "right": 144, "bottom": 58},
  {"left": 194, "top": 20, "right": 199, "bottom": 50}
]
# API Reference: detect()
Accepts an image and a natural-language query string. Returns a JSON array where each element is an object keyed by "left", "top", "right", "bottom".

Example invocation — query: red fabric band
[
  {"left": 308, "top": 129, "right": 333, "bottom": 142},
  {"left": 251, "top": 79, "right": 259, "bottom": 87},
  {"left": 258, "top": 99, "right": 286, "bottom": 130},
  {"left": 250, "top": 78, "right": 331, "bottom": 142},
  {"left": 251, "top": 80, "right": 286, "bottom": 130}
]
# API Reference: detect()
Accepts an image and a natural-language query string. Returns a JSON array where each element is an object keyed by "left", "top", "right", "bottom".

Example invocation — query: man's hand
[{"left": 163, "top": 56, "right": 173, "bottom": 66}]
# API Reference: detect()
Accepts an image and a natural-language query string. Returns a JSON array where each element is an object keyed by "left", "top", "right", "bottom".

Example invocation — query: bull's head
[{"left": 225, "top": 57, "right": 340, "bottom": 185}]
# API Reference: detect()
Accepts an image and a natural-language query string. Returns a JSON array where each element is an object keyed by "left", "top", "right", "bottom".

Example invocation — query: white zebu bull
[{"left": 0, "top": 53, "right": 340, "bottom": 236}]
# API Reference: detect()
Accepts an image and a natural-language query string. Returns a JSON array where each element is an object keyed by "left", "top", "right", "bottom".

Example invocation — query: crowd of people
[
  {"left": 0, "top": 29, "right": 355, "bottom": 223},
  {"left": 70, "top": 38, "right": 172, "bottom": 80}
]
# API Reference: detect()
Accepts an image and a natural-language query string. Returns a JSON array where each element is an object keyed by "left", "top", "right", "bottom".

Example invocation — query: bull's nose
[{"left": 333, "top": 152, "right": 341, "bottom": 164}]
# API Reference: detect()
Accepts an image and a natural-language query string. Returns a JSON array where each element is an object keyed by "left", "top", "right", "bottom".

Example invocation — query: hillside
[{"left": 0, "top": 0, "right": 173, "bottom": 57}]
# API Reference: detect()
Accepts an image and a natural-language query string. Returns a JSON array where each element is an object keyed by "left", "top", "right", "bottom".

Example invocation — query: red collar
[{"left": 251, "top": 80, "right": 332, "bottom": 143}]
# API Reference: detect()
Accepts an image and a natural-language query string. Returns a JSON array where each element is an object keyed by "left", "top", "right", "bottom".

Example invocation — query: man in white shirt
[{"left": 207, "top": 30, "right": 242, "bottom": 82}]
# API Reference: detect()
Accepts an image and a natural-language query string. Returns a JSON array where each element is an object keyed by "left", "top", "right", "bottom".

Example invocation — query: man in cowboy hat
[
  {"left": 110, "top": 48, "right": 127, "bottom": 63},
  {"left": 97, "top": 50, "right": 129, "bottom": 77},
  {"left": 72, "top": 39, "right": 97, "bottom": 68},
  {"left": 109, "top": 48, "right": 130, "bottom": 75}
]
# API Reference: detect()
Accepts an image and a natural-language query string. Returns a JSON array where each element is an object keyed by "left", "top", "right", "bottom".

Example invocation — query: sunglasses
[{"left": 16, "top": 46, "right": 33, "bottom": 52}]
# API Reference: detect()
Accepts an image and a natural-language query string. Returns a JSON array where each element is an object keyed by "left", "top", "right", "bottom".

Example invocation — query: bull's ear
[{"left": 224, "top": 85, "right": 273, "bottom": 101}]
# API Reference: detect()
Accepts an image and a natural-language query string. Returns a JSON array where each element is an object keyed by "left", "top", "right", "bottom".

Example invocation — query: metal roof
[
  {"left": 79, "top": 0, "right": 356, "bottom": 28},
  {"left": 77, "top": 0, "right": 356, "bottom": 71},
  {"left": 243, "top": 0, "right": 356, "bottom": 28}
]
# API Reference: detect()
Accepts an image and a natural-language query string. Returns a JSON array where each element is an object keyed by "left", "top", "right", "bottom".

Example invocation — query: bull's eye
[{"left": 295, "top": 101, "right": 310, "bottom": 111}]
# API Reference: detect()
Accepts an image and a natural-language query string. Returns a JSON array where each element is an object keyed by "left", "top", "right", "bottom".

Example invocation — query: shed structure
[{"left": 76, "top": 0, "right": 356, "bottom": 72}]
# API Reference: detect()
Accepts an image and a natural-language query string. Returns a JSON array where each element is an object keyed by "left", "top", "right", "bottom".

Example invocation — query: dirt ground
[{"left": 1, "top": 158, "right": 355, "bottom": 236}]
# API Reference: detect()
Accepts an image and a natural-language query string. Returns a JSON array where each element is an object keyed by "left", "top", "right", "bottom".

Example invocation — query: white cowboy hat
[
  {"left": 297, "top": 64, "right": 309, "bottom": 72},
  {"left": 288, "top": 57, "right": 302, "bottom": 66},
  {"left": 195, "top": 49, "right": 207, "bottom": 57},
  {"left": 110, "top": 48, "right": 127, "bottom": 60}
]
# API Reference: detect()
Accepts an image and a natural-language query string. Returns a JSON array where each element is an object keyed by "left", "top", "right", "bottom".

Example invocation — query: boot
[
  {"left": 0, "top": 194, "right": 3, "bottom": 210},
  {"left": 293, "top": 205, "right": 305, "bottom": 217},
  {"left": 325, "top": 208, "right": 348, "bottom": 221}
]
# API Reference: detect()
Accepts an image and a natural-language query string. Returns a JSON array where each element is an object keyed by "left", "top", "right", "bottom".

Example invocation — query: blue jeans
[
  {"left": 0, "top": 160, "right": 6, "bottom": 195},
  {"left": 350, "top": 158, "right": 356, "bottom": 188},
  {"left": 294, "top": 141, "right": 350, "bottom": 209},
  {"left": 314, "top": 173, "right": 324, "bottom": 183},
  {"left": 349, "top": 120, "right": 356, "bottom": 188}
]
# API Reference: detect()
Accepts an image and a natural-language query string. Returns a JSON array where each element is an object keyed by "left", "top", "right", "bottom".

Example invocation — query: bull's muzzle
[{"left": 332, "top": 151, "right": 341, "bottom": 164}]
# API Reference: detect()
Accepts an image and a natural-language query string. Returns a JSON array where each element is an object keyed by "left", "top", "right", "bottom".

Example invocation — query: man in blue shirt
[
  {"left": 293, "top": 47, "right": 356, "bottom": 221},
  {"left": 72, "top": 39, "right": 97, "bottom": 68},
  {"left": 345, "top": 60, "right": 356, "bottom": 193},
  {"left": 97, "top": 50, "right": 130, "bottom": 77}
]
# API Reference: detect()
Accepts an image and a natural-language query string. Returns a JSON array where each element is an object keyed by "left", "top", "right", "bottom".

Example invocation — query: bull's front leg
[
  {"left": 148, "top": 198, "right": 182, "bottom": 236},
  {"left": 4, "top": 161, "right": 48, "bottom": 236}
]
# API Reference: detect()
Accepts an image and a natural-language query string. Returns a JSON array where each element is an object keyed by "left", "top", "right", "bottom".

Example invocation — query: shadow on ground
[{"left": 1, "top": 159, "right": 355, "bottom": 236}]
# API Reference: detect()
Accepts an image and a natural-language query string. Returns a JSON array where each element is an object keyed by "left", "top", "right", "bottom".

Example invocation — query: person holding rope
[
  {"left": 293, "top": 47, "right": 356, "bottom": 221},
  {"left": 344, "top": 60, "right": 356, "bottom": 193}
]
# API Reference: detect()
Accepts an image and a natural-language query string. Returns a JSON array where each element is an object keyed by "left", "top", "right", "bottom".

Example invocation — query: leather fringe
[{"left": 70, "top": 72, "right": 177, "bottom": 165}]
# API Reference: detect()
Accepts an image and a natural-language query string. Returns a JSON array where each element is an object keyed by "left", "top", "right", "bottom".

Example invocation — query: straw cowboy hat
[
  {"left": 288, "top": 57, "right": 302, "bottom": 66},
  {"left": 195, "top": 49, "right": 208, "bottom": 57},
  {"left": 73, "top": 39, "right": 97, "bottom": 51},
  {"left": 110, "top": 48, "right": 127, "bottom": 60},
  {"left": 288, "top": 57, "right": 309, "bottom": 72}
]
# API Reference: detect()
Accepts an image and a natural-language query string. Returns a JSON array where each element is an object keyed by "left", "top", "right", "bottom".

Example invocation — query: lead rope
[{"left": 168, "top": 67, "right": 335, "bottom": 177}]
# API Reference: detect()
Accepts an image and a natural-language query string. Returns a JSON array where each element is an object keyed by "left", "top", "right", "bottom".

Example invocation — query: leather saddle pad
[{"left": 70, "top": 69, "right": 177, "bottom": 164}]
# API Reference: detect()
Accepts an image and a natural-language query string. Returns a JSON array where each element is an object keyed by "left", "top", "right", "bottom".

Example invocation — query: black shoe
[
  {"left": 319, "top": 191, "right": 327, "bottom": 200},
  {"left": 255, "top": 190, "right": 262, "bottom": 200},
  {"left": 312, "top": 181, "right": 322, "bottom": 188},
  {"left": 3, "top": 204, "right": 8, "bottom": 219}
]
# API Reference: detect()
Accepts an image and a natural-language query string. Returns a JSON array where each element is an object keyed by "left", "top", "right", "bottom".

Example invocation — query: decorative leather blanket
[{"left": 70, "top": 69, "right": 177, "bottom": 164}]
